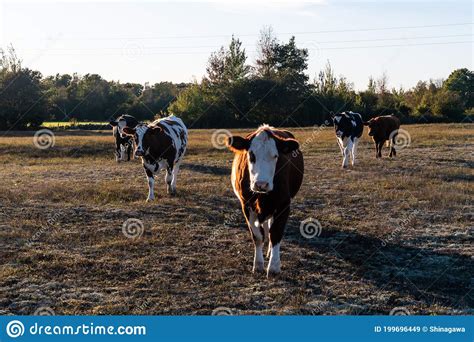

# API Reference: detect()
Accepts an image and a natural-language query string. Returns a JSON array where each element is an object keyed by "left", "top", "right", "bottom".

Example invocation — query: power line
[
  {"left": 17, "top": 22, "right": 474, "bottom": 41},
  {"left": 18, "top": 40, "right": 473, "bottom": 56},
  {"left": 16, "top": 33, "right": 474, "bottom": 51}
]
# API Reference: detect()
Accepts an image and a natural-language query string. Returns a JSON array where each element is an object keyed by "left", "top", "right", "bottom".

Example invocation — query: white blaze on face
[
  {"left": 134, "top": 125, "right": 149, "bottom": 155},
  {"left": 248, "top": 131, "right": 278, "bottom": 193},
  {"left": 117, "top": 119, "right": 128, "bottom": 138}
]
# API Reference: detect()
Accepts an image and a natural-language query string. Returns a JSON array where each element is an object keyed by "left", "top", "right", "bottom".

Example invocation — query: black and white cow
[
  {"left": 121, "top": 115, "right": 188, "bottom": 201},
  {"left": 111, "top": 125, "right": 134, "bottom": 162},
  {"left": 110, "top": 114, "right": 139, "bottom": 137},
  {"left": 110, "top": 114, "right": 140, "bottom": 162},
  {"left": 332, "top": 111, "right": 364, "bottom": 168}
]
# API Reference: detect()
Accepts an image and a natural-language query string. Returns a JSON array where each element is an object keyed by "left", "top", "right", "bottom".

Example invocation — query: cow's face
[
  {"left": 110, "top": 115, "right": 138, "bottom": 138},
  {"left": 333, "top": 113, "right": 354, "bottom": 138},
  {"left": 123, "top": 125, "right": 149, "bottom": 157},
  {"left": 364, "top": 119, "right": 379, "bottom": 136},
  {"left": 227, "top": 130, "right": 299, "bottom": 193}
]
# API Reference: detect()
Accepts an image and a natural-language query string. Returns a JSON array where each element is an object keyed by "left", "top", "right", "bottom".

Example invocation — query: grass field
[{"left": 0, "top": 124, "right": 472, "bottom": 315}]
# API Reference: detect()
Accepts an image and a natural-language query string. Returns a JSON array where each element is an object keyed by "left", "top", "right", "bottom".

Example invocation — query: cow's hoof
[
  {"left": 146, "top": 197, "right": 155, "bottom": 202},
  {"left": 266, "top": 269, "right": 281, "bottom": 278},
  {"left": 252, "top": 263, "right": 265, "bottom": 274}
]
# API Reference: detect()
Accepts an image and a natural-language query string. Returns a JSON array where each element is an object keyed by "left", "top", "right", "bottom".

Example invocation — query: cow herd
[{"left": 109, "top": 112, "right": 403, "bottom": 277}]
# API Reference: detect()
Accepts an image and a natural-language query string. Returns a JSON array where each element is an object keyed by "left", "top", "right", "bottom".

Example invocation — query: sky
[{"left": 0, "top": 0, "right": 472, "bottom": 90}]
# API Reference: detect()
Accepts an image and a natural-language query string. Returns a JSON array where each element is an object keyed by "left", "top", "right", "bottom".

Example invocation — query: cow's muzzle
[{"left": 135, "top": 149, "right": 144, "bottom": 157}]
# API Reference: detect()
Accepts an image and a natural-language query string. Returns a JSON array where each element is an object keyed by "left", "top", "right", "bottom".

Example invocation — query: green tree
[{"left": 444, "top": 68, "right": 473, "bottom": 108}]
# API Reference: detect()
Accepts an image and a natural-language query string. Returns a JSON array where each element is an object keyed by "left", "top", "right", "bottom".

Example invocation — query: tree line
[{"left": 0, "top": 29, "right": 472, "bottom": 130}]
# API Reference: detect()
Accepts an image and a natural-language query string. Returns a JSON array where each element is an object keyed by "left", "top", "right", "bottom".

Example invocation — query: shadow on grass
[{"left": 287, "top": 224, "right": 473, "bottom": 311}]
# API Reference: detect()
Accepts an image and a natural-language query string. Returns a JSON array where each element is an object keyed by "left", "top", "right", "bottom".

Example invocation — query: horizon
[{"left": 1, "top": 0, "right": 472, "bottom": 91}]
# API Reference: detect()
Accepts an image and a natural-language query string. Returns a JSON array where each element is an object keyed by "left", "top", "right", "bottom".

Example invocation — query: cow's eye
[
  {"left": 273, "top": 155, "right": 278, "bottom": 159},
  {"left": 249, "top": 151, "right": 256, "bottom": 163}
]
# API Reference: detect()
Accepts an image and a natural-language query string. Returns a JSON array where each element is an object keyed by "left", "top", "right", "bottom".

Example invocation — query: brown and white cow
[
  {"left": 364, "top": 115, "right": 401, "bottom": 158},
  {"left": 122, "top": 115, "right": 188, "bottom": 201},
  {"left": 226, "top": 125, "right": 304, "bottom": 277}
]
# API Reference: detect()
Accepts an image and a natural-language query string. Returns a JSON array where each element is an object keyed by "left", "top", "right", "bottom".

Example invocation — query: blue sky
[{"left": 0, "top": 0, "right": 472, "bottom": 90}]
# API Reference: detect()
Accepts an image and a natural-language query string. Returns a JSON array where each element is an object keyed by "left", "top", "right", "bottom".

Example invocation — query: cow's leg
[
  {"left": 342, "top": 140, "right": 352, "bottom": 168},
  {"left": 115, "top": 146, "right": 120, "bottom": 162},
  {"left": 262, "top": 217, "right": 272, "bottom": 258},
  {"left": 390, "top": 134, "right": 397, "bottom": 157},
  {"left": 169, "top": 161, "right": 181, "bottom": 195},
  {"left": 336, "top": 138, "right": 344, "bottom": 156},
  {"left": 145, "top": 168, "right": 155, "bottom": 202},
  {"left": 379, "top": 141, "right": 385, "bottom": 158},
  {"left": 351, "top": 138, "right": 358, "bottom": 166},
  {"left": 165, "top": 166, "right": 174, "bottom": 195},
  {"left": 126, "top": 144, "right": 132, "bottom": 161},
  {"left": 376, "top": 142, "right": 382, "bottom": 158},
  {"left": 267, "top": 205, "right": 289, "bottom": 277},
  {"left": 244, "top": 207, "right": 264, "bottom": 273}
]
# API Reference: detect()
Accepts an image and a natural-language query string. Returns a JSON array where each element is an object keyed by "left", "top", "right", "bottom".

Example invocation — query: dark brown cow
[
  {"left": 227, "top": 125, "right": 304, "bottom": 277},
  {"left": 364, "top": 115, "right": 401, "bottom": 158}
]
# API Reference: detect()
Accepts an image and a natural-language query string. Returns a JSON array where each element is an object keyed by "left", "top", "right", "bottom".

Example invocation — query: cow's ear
[
  {"left": 122, "top": 127, "right": 135, "bottom": 135},
  {"left": 109, "top": 121, "right": 118, "bottom": 127},
  {"left": 275, "top": 137, "right": 299, "bottom": 154},
  {"left": 227, "top": 136, "right": 249, "bottom": 152},
  {"left": 150, "top": 126, "right": 163, "bottom": 133}
]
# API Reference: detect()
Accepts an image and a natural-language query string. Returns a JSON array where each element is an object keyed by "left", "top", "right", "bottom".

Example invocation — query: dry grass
[{"left": 0, "top": 124, "right": 472, "bottom": 315}]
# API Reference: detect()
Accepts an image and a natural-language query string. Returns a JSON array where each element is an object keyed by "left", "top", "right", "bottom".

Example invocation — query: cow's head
[
  {"left": 332, "top": 112, "right": 355, "bottom": 138},
  {"left": 227, "top": 127, "right": 299, "bottom": 193},
  {"left": 110, "top": 115, "right": 139, "bottom": 138},
  {"left": 122, "top": 124, "right": 163, "bottom": 157},
  {"left": 363, "top": 118, "right": 379, "bottom": 136}
]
